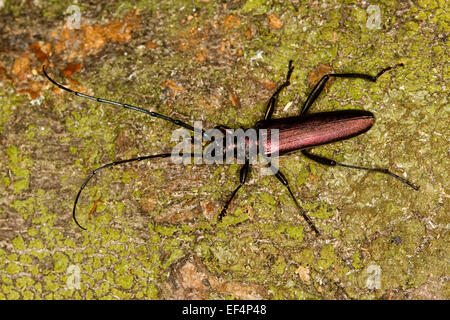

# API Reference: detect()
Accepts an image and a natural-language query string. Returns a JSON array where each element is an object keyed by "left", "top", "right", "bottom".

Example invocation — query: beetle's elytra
[{"left": 43, "top": 60, "right": 419, "bottom": 234}]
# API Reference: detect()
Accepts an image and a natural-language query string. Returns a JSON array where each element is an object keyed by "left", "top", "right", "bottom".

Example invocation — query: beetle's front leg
[
  {"left": 263, "top": 60, "right": 294, "bottom": 121},
  {"left": 218, "top": 161, "right": 250, "bottom": 221}
]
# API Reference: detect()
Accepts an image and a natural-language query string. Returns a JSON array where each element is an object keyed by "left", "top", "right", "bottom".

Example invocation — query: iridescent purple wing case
[{"left": 259, "top": 110, "right": 374, "bottom": 156}]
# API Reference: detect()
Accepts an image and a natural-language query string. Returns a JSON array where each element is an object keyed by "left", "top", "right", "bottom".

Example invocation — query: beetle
[{"left": 43, "top": 60, "right": 419, "bottom": 234}]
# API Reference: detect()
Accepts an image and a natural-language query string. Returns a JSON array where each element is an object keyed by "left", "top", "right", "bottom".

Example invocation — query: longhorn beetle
[{"left": 43, "top": 61, "right": 419, "bottom": 234}]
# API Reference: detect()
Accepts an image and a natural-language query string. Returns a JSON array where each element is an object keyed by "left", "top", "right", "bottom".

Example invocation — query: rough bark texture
[{"left": 0, "top": 0, "right": 448, "bottom": 299}]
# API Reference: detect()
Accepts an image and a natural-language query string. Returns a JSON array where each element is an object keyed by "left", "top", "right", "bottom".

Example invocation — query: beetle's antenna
[
  {"left": 73, "top": 153, "right": 169, "bottom": 230},
  {"left": 72, "top": 153, "right": 202, "bottom": 230},
  {"left": 43, "top": 65, "right": 208, "bottom": 138}
]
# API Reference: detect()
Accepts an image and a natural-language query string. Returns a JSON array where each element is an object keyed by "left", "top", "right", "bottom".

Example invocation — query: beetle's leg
[
  {"left": 301, "top": 149, "right": 419, "bottom": 190},
  {"left": 273, "top": 169, "right": 319, "bottom": 235},
  {"left": 218, "top": 161, "right": 250, "bottom": 221},
  {"left": 264, "top": 60, "right": 295, "bottom": 121},
  {"left": 73, "top": 152, "right": 202, "bottom": 230},
  {"left": 300, "top": 63, "right": 404, "bottom": 117}
]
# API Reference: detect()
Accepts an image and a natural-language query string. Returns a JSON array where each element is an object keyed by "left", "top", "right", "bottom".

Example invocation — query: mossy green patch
[
  {"left": 15, "top": 276, "right": 34, "bottom": 290},
  {"left": 317, "top": 245, "right": 337, "bottom": 271},
  {"left": 115, "top": 274, "right": 134, "bottom": 290},
  {"left": 53, "top": 252, "right": 70, "bottom": 273},
  {"left": 0, "top": 0, "right": 446, "bottom": 300},
  {"left": 350, "top": 7, "right": 367, "bottom": 25},
  {"left": 241, "top": 0, "right": 269, "bottom": 15},
  {"left": 155, "top": 224, "right": 177, "bottom": 236},
  {"left": 22, "top": 290, "right": 34, "bottom": 300},
  {"left": 6, "top": 145, "right": 33, "bottom": 194},
  {"left": 285, "top": 225, "right": 304, "bottom": 242},
  {"left": 272, "top": 256, "right": 287, "bottom": 275},
  {"left": 417, "top": 0, "right": 438, "bottom": 9},
  {"left": 9, "top": 198, "right": 35, "bottom": 220},
  {"left": 146, "top": 283, "right": 159, "bottom": 299},
  {"left": 220, "top": 207, "right": 249, "bottom": 226},
  {"left": 11, "top": 235, "right": 26, "bottom": 251},
  {"left": 352, "top": 251, "right": 363, "bottom": 269},
  {"left": 291, "top": 248, "right": 315, "bottom": 267},
  {"left": 6, "top": 262, "right": 23, "bottom": 275},
  {"left": 19, "top": 254, "right": 32, "bottom": 264}
]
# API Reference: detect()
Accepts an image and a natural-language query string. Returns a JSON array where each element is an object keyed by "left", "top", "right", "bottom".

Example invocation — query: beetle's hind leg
[
  {"left": 301, "top": 149, "right": 419, "bottom": 190},
  {"left": 263, "top": 60, "right": 295, "bottom": 121},
  {"left": 300, "top": 63, "right": 404, "bottom": 117}
]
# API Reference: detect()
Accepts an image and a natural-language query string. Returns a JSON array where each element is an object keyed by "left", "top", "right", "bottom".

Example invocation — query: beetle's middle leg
[
  {"left": 218, "top": 161, "right": 250, "bottom": 221},
  {"left": 301, "top": 149, "right": 419, "bottom": 190},
  {"left": 300, "top": 63, "right": 404, "bottom": 117},
  {"left": 264, "top": 60, "right": 295, "bottom": 121}
]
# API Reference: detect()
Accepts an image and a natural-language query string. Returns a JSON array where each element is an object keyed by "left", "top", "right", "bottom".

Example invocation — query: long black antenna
[
  {"left": 72, "top": 152, "right": 204, "bottom": 230},
  {"left": 42, "top": 65, "right": 207, "bottom": 137},
  {"left": 41, "top": 66, "right": 209, "bottom": 230},
  {"left": 72, "top": 153, "right": 172, "bottom": 230}
]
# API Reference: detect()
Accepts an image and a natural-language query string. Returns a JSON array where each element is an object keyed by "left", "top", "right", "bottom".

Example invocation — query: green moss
[
  {"left": 6, "top": 262, "right": 23, "bottom": 275},
  {"left": 115, "top": 274, "right": 134, "bottom": 290},
  {"left": 28, "top": 238, "right": 44, "bottom": 250},
  {"left": 19, "top": 254, "right": 32, "bottom": 264},
  {"left": 350, "top": 7, "right": 367, "bottom": 25},
  {"left": 405, "top": 21, "right": 420, "bottom": 31},
  {"left": 53, "top": 252, "right": 70, "bottom": 273},
  {"left": 317, "top": 245, "right": 337, "bottom": 271},
  {"left": 272, "top": 257, "right": 287, "bottom": 275},
  {"left": 154, "top": 224, "right": 177, "bottom": 236},
  {"left": 308, "top": 203, "right": 335, "bottom": 220},
  {"left": 5, "top": 146, "right": 33, "bottom": 194},
  {"left": 393, "top": 219, "right": 426, "bottom": 253},
  {"left": 0, "top": 0, "right": 445, "bottom": 300},
  {"left": 220, "top": 207, "right": 249, "bottom": 226},
  {"left": 285, "top": 225, "right": 304, "bottom": 242},
  {"left": 352, "top": 251, "right": 362, "bottom": 269},
  {"left": 415, "top": 11, "right": 429, "bottom": 21},
  {"left": 22, "top": 291, "right": 34, "bottom": 300},
  {"left": 295, "top": 168, "right": 310, "bottom": 186},
  {"left": 11, "top": 236, "right": 26, "bottom": 251},
  {"left": 292, "top": 249, "right": 315, "bottom": 267},
  {"left": 9, "top": 198, "right": 35, "bottom": 220},
  {"left": 257, "top": 191, "right": 277, "bottom": 209},
  {"left": 241, "top": 0, "right": 269, "bottom": 15},
  {"left": 443, "top": 281, "right": 450, "bottom": 299},
  {"left": 7, "top": 290, "right": 20, "bottom": 299},
  {"left": 15, "top": 276, "right": 34, "bottom": 290},
  {"left": 12, "top": 179, "right": 29, "bottom": 194},
  {"left": 7, "top": 253, "right": 18, "bottom": 261},
  {"left": 417, "top": 0, "right": 438, "bottom": 9}
]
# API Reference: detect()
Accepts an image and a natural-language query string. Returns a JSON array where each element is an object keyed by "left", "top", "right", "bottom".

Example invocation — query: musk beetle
[{"left": 43, "top": 61, "right": 419, "bottom": 234}]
